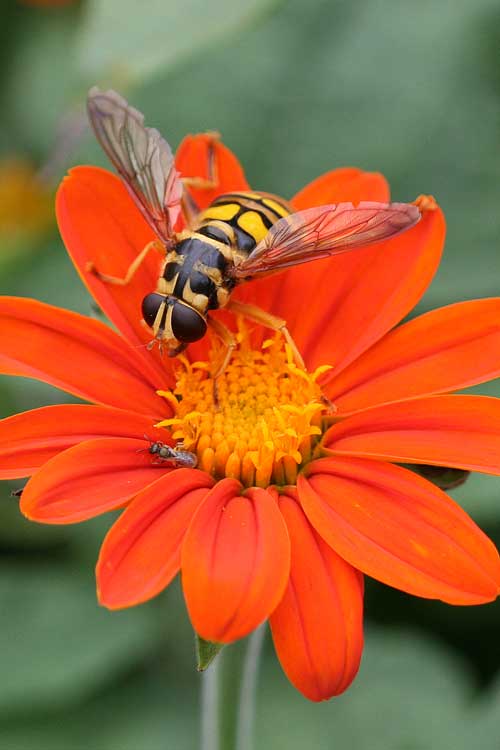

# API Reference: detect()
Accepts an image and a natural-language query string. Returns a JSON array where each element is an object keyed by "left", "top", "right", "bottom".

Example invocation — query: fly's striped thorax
[{"left": 194, "top": 191, "right": 292, "bottom": 259}]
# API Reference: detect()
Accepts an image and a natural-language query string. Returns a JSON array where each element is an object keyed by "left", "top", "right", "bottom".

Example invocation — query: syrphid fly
[{"left": 86, "top": 88, "right": 421, "bottom": 373}]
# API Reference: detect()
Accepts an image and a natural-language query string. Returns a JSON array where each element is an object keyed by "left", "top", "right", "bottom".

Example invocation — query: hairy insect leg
[
  {"left": 207, "top": 316, "right": 238, "bottom": 406},
  {"left": 85, "top": 240, "right": 164, "bottom": 286},
  {"left": 226, "top": 299, "right": 306, "bottom": 370},
  {"left": 208, "top": 316, "right": 238, "bottom": 377},
  {"left": 181, "top": 191, "right": 201, "bottom": 229}
]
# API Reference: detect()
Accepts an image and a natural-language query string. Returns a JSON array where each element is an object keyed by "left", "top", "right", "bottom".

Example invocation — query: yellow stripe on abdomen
[
  {"left": 261, "top": 197, "right": 290, "bottom": 218},
  {"left": 199, "top": 203, "right": 240, "bottom": 222},
  {"left": 236, "top": 210, "right": 269, "bottom": 243}
]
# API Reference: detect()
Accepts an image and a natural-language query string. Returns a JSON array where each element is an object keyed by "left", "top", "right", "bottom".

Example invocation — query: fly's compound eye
[
  {"left": 171, "top": 302, "right": 207, "bottom": 343},
  {"left": 141, "top": 293, "right": 165, "bottom": 327}
]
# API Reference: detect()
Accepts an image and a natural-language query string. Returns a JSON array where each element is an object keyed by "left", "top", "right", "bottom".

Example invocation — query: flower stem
[
  {"left": 200, "top": 655, "right": 221, "bottom": 750},
  {"left": 235, "top": 624, "right": 266, "bottom": 750},
  {"left": 199, "top": 625, "right": 267, "bottom": 750}
]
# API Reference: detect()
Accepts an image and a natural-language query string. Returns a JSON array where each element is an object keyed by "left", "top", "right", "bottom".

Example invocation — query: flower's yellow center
[{"left": 156, "top": 326, "right": 333, "bottom": 488}]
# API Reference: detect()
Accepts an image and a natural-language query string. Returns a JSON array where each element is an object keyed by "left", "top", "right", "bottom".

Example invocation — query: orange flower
[{"left": 2, "top": 137, "right": 500, "bottom": 702}]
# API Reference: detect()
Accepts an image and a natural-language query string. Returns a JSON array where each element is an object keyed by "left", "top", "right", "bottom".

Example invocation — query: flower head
[{"left": 2, "top": 136, "right": 500, "bottom": 701}]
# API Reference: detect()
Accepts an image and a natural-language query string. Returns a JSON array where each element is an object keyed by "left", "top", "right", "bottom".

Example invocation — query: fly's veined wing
[
  {"left": 231, "top": 201, "right": 421, "bottom": 280},
  {"left": 87, "top": 87, "right": 183, "bottom": 245}
]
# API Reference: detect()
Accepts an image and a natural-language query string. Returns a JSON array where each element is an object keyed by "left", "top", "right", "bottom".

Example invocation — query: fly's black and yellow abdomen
[
  {"left": 197, "top": 191, "right": 291, "bottom": 258},
  {"left": 157, "top": 191, "right": 291, "bottom": 319}
]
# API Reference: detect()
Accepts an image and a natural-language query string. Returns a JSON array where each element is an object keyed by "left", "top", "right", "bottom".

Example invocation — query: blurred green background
[{"left": 2, "top": 0, "right": 500, "bottom": 748}]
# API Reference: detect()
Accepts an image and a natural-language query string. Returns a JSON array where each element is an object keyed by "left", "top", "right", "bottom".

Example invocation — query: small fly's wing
[
  {"left": 231, "top": 201, "right": 421, "bottom": 280},
  {"left": 87, "top": 87, "right": 183, "bottom": 245}
]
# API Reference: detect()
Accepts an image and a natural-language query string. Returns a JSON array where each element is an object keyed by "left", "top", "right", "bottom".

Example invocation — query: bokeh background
[{"left": 2, "top": 0, "right": 500, "bottom": 747}]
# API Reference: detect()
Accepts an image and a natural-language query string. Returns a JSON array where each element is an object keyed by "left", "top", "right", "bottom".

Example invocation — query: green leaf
[
  {"left": 0, "top": 564, "right": 162, "bottom": 712},
  {"left": 0, "top": 671, "right": 196, "bottom": 750},
  {"left": 3, "top": 8, "right": 81, "bottom": 155},
  {"left": 465, "top": 673, "right": 500, "bottom": 750},
  {"left": 0, "top": 626, "right": 490, "bottom": 750},
  {"left": 76, "top": 0, "right": 284, "bottom": 83}
]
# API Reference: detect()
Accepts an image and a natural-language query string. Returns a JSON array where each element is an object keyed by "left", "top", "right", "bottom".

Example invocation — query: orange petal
[
  {"left": 298, "top": 457, "right": 500, "bottom": 604},
  {"left": 292, "top": 167, "right": 390, "bottom": 209},
  {"left": 234, "top": 166, "right": 391, "bottom": 342},
  {"left": 0, "top": 297, "right": 168, "bottom": 418},
  {"left": 21, "top": 437, "right": 172, "bottom": 524},
  {"left": 97, "top": 469, "right": 214, "bottom": 609},
  {"left": 269, "top": 490, "right": 364, "bottom": 701},
  {"left": 56, "top": 166, "right": 172, "bottom": 377},
  {"left": 0, "top": 404, "right": 167, "bottom": 479},
  {"left": 328, "top": 298, "right": 500, "bottom": 413},
  {"left": 182, "top": 481, "right": 290, "bottom": 643},
  {"left": 175, "top": 134, "right": 249, "bottom": 211},
  {"left": 324, "top": 395, "right": 500, "bottom": 475},
  {"left": 236, "top": 203, "right": 445, "bottom": 374}
]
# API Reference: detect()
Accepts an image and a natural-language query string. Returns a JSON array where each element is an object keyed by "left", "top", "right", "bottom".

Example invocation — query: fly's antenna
[{"left": 136, "top": 433, "right": 153, "bottom": 454}]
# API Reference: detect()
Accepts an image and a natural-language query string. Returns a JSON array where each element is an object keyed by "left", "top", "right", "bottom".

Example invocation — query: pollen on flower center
[{"left": 156, "top": 326, "right": 333, "bottom": 488}]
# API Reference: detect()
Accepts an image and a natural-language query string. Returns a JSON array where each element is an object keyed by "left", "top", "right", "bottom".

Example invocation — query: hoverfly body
[
  {"left": 86, "top": 88, "right": 421, "bottom": 374},
  {"left": 140, "top": 438, "right": 198, "bottom": 468}
]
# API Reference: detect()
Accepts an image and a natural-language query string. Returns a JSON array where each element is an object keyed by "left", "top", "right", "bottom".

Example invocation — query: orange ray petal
[
  {"left": 236, "top": 203, "right": 445, "bottom": 374},
  {"left": 298, "top": 457, "right": 500, "bottom": 604},
  {"left": 323, "top": 395, "right": 500, "bottom": 475},
  {"left": 234, "top": 167, "right": 391, "bottom": 342},
  {"left": 0, "top": 404, "right": 167, "bottom": 479},
  {"left": 21, "top": 437, "right": 172, "bottom": 524},
  {"left": 182, "top": 481, "right": 290, "bottom": 643},
  {"left": 56, "top": 166, "right": 173, "bottom": 377},
  {"left": 269, "top": 489, "right": 364, "bottom": 701},
  {"left": 0, "top": 297, "right": 169, "bottom": 418},
  {"left": 175, "top": 134, "right": 250, "bottom": 211},
  {"left": 327, "top": 298, "right": 500, "bottom": 413},
  {"left": 97, "top": 469, "right": 214, "bottom": 609},
  {"left": 291, "top": 167, "right": 390, "bottom": 209}
]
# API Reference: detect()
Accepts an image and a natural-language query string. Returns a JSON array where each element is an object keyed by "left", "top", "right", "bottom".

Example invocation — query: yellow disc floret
[{"left": 156, "top": 325, "right": 333, "bottom": 488}]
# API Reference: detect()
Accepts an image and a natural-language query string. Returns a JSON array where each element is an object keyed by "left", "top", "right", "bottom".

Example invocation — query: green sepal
[
  {"left": 408, "top": 464, "right": 471, "bottom": 490},
  {"left": 195, "top": 634, "right": 224, "bottom": 671}
]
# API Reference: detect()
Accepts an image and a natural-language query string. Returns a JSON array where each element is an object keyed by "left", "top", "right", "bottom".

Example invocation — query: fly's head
[{"left": 141, "top": 293, "right": 208, "bottom": 356}]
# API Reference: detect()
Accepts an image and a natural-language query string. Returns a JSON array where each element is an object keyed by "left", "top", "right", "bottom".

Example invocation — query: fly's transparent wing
[
  {"left": 87, "top": 87, "right": 183, "bottom": 245},
  {"left": 231, "top": 201, "right": 421, "bottom": 280}
]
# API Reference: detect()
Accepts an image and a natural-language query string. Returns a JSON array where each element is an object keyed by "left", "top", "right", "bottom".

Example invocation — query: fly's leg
[
  {"left": 181, "top": 191, "right": 201, "bottom": 230},
  {"left": 85, "top": 240, "right": 164, "bottom": 286},
  {"left": 226, "top": 299, "right": 306, "bottom": 370},
  {"left": 182, "top": 131, "right": 221, "bottom": 190},
  {"left": 208, "top": 316, "right": 237, "bottom": 378},
  {"left": 181, "top": 132, "right": 221, "bottom": 229},
  {"left": 207, "top": 316, "right": 237, "bottom": 406}
]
